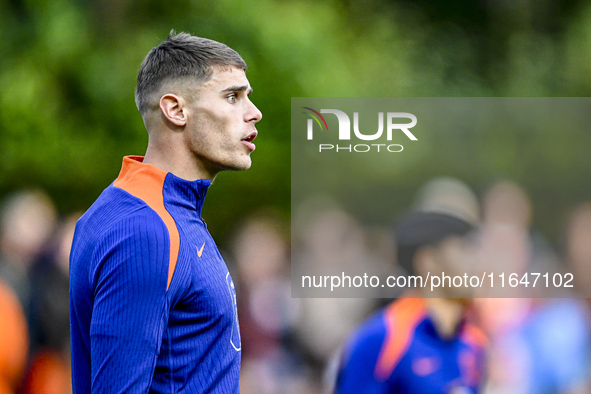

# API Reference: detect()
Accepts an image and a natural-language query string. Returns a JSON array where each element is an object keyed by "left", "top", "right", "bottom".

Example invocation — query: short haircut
[{"left": 135, "top": 30, "right": 247, "bottom": 115}]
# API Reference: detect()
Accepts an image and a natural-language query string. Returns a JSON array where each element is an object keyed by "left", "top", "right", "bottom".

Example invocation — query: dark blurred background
[{"left": 2, "top": 0, "right": 591, "bottom": 393}]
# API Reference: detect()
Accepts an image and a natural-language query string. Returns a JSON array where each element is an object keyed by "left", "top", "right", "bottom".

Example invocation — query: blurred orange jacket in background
[{"left": 0, "top": 279, "right": 28, "bottom": 394}]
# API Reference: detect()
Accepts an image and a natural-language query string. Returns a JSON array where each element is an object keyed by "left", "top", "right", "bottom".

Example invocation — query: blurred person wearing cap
[
  {"left": 69, "top": 31, "right": 262, "bottom": 394},
  {"left": 334, "top": 209, "right": 487, "bottom": 393}
]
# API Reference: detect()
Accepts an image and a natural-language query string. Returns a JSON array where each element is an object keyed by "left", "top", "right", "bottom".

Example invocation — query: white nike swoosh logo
[{"left": 196, "top": 242, "right": 205, "bottom": 258}]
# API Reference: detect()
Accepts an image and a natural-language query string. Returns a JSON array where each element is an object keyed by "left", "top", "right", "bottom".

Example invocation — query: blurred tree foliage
[{"left": 1, "top": 0, "right": 591, "bottom": 243}]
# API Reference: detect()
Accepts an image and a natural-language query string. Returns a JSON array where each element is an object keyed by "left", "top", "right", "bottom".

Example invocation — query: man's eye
[{"left": 227, "top": 94, "right": 236, "bottom": 103}]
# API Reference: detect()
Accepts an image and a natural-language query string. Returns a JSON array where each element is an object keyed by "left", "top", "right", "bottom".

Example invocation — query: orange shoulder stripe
[
  {"left": 113, "top": 156, "right": 180, "bottom": 291},
  {"left": 374, "top": 298, "right": 426, "bottom": 381}
]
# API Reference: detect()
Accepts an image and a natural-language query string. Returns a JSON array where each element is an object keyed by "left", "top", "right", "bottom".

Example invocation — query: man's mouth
[{"left": 241, "top": 131, "right": 257, "bottom": 151}]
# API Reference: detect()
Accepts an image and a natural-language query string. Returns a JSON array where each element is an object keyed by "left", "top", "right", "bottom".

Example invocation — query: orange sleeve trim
[
  {"left": 113, "top": 156, "right": 180, "bottom": 291},
  {"left": 374, "top": 298, "right": 426, "bottom": 381}
]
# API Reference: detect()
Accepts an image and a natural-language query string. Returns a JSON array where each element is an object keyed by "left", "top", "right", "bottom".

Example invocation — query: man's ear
[{"left": 159, "top": 94, "right": 187, "bottom": 127}]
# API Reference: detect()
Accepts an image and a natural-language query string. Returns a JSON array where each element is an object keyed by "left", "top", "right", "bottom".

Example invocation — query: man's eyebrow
[{"left": 221, "top": 85, "right": 253, "bottom": 95}]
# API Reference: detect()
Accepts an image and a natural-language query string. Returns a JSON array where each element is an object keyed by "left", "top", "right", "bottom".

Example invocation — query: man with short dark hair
[
  {"left": 335, "top": 210, "right": 487, "bottom": 393},
  {"left": 70, "top": 31, "right": 262, "bottom": 393}
]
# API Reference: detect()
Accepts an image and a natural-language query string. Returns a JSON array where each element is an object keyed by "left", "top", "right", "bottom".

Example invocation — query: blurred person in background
[
  {"left": 412, "top": 177, "right": 480, "bottom": 225},
  {"left": 549, "top": 201, "right": 591, "bottom": 394},
  {"left": 334, "top": 177, "right": 487, "bottom": 394},
  {"left": 335, "top": 210, "right": 486, "bottom": 393},
  {"left": 24, "top": 213, "right": 79, "bottom": 394},
  {"left": 475, "top": 181, "right": 590, "bottom": 394},
  {"left": 0, "top": 278, "right": 28, "bottom": 394},
  {"left": 565, "top": 202, "right": 591, "bottom": 298},
  {"left": 230, "top": 209, "right": 313, "bottom": 394},
  {"left": 292, "top": 199, "right": 379, "bottom": 391},
  {"left": 69, "top": 31, "right": 262, "bottom": 393},
  {"left": 474, "top": 182, "right": 534, "bottom": 373},
  {"left": 0, "top": 189, "right": 57, "bottom": 314}
]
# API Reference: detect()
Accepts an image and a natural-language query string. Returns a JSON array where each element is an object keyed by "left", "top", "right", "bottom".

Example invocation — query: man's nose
[{"left": 246, "top": 100, "right": 262, "bottom": 123}]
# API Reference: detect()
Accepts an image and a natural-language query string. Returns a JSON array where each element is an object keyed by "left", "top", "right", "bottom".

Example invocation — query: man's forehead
[{"left": 204, "top": 65, "right": 250, "bottom": 91}]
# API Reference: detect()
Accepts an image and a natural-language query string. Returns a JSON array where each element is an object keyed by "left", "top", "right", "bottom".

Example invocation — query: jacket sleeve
[
  {"left": 334, "top": 318, "right": 391, "bottom": 394},
  {"left": 89, "top": 210, "right": 170, "bottom": 393}
]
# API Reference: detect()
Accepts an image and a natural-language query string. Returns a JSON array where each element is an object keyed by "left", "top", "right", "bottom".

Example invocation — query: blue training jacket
[
  {"left": 335, "top": 298, "right": 486, "bottom": 394},
  {"left": 70, "top": 156, "right": 241, "bottom": 393}
]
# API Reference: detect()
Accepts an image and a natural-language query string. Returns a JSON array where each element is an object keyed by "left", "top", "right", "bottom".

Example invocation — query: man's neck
[
  {"left": 424, "top": 297, "right": 467, "bottom": 339},
  {"left": 143, "top": 142, "right": 217, "bottom": 182}
]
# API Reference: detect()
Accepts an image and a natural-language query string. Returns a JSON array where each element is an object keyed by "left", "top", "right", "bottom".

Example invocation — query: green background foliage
[{"left": 1, "top": 0, "right": 591, "bottom": 244}]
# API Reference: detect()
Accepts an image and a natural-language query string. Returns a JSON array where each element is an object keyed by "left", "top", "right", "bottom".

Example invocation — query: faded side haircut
[{"left": 135, "top": 30, "right": 247, "bottom": 115}]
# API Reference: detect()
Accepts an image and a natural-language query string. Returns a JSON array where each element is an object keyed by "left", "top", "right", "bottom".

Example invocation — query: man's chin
[{"left": 224, "top": 159, "right": 252, "bottom": 172}]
